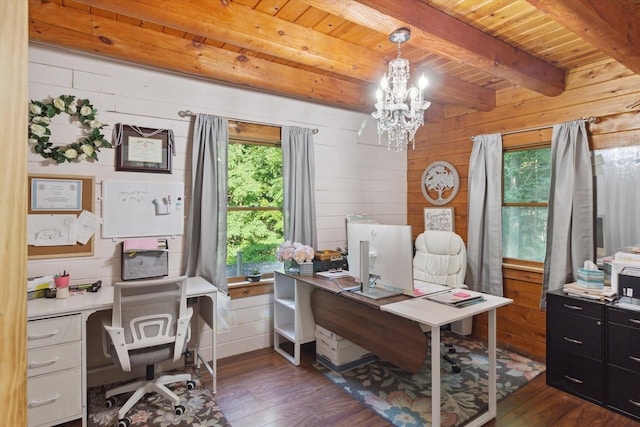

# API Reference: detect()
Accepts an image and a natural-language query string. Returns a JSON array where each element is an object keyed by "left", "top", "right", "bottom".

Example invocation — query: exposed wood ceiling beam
[
  {"left": 524, "top": 0, "right": 640, "bottom": 75},
  {"left": 28, "top": 0, "right": 370, "bottom": 112},
  {"left": 67, "top": 0, "right": 495, "bottom": 111},
  {"left": 303, "top": 0, "right": 566, "bottom": 97}
]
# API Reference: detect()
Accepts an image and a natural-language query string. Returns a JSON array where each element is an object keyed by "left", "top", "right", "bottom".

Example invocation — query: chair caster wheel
[
  {"left": 452, "top": 365, "right": 461, "bottom": 373},
  {"left": 105, "top": 397, "right": 117, "bottom": 409},
  {"left": 117, "top": 418, "right": 131, "bottom": 427},
  {"left": 186, "top": 380, "right": 196, "bottom": 390},
  {"left": 175, "top": 404, "right": 186, "bottom": 415}
]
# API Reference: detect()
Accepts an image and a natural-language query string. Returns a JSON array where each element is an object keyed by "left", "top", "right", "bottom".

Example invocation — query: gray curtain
[
  {"left": 467, "top": 133, "right": 504, "bottom": 295},
  {"left": 282, "top": 126, "right": 317, "bottom": 248},
  {"left": 541, "top": 119, "right": 593, "bottom": 307},
  {"left": 183, "top": 113, "right": 229, "bottom": 296}
]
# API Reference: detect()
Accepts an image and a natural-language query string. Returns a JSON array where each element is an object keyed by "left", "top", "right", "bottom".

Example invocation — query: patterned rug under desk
[
  {"left": 314, "top": 330, "right": 546, "bottom": 427},
  {"left": 88, "top": 367, "right": 230, "bottom": 427}
]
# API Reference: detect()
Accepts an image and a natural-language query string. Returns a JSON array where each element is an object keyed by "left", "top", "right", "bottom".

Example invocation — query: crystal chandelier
[{"left": 372, "top": 28, "right": 431, "bottom": 151}]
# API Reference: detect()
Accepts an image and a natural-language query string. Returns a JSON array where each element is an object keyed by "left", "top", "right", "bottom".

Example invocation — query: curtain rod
[
  {"left": 469, "top": 116, "right": 598, "bottom": 141},
  {"left": 178, "top": 110, "right": 319, "bottom": 134}
]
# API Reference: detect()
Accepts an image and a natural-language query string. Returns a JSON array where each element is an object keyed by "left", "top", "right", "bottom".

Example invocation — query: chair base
[{"left": 106, "top": 372, "right": 192, "bottom": 420}]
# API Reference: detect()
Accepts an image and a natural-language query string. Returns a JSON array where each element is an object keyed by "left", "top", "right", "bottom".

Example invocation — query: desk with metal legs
[{"left": 382, "top": 294, "right": 512, "bottom": 427}]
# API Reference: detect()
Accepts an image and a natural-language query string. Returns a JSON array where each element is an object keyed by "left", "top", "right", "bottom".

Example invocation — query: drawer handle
[
  {"left": 564, "top": 375, "right": 582, "bottom": 384},
  {"left": 630, "top": 319, "right": 640, "bottom": 325},
  {"left": 27, "top": 330, "right": 59, "bottom": 341},
  {"left": 564, "top": 375, "right": 583, "bottom": 384},
  {"left": 563, "top": 337, "right": 583, "bottom": 345},
  {"left": 563, "top": 304, "right": 583, "bottom": 311},
  {"left": 630, "top": 399, "right": 640, "bottom": 408},
  {"left": 28, "top": 395, "right": 60, "bottom": 408},
  {"left": 630, "top": 356, "right": 640, "bottom": 364},
  {"left": 28, "top": 357, "right": 60, "bottom": 369}
]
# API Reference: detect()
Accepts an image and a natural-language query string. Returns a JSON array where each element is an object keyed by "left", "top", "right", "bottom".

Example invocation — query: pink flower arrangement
[{"left": 276, "top": 241, "right": 314, "bottom": 263}]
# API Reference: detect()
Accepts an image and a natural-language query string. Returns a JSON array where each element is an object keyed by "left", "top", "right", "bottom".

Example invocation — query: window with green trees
[
  {"left": 502, "top": 145, "right": 551, "bottom": 263},
  {"left": 227, "top": 140, "right": 283, "bottom": 278}
]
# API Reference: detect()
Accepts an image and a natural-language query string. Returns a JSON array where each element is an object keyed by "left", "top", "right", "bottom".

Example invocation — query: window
[
  {"left": 502, "top": 145, "right": 551, "bottom": 263},
  {"left": 226, "top": 125, "right": 283, "bottom": 279}
]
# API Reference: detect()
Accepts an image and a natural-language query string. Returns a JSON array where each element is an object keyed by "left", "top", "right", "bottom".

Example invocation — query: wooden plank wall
[
  {"left": 409, "top": 59, "right": 640, "bottom": 362},
  {"left": 0, "top": 1, "right": 28, "bottom": 423}
]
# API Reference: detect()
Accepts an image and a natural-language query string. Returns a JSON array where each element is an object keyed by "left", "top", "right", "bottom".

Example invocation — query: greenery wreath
[{"left": 28, "top": 95, "right": 111, "bottom": 163}]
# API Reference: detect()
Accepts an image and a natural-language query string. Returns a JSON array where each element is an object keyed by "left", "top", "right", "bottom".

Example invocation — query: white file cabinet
[
  {"left": 27, "top": 314, "right": 84, "bottom": 427},
  {"left": 273, "top": 271, "right": 316, "bottom": 365}
]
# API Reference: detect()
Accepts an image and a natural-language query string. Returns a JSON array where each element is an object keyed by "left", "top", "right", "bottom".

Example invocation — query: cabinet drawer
[
  {"left": 608, "top": 366, "right": 640, "bottom": 421},
  {"left": 546, "top": 349, "right": 603, "bottom": 404},
  {"left": 28, "top": 368, "right": 82, "bottom": 427},
  {"left": 608, "top": 307, "right": 640, "bottom": 329},
  {"left": 547, "top": 309, "right": 603, "bottom": 359},
  {"left": 608, "top": 323, "right": 640, "bottom": 372},
  {"left": 27, "top": 315, "right": 82, "bottom": 349},
  {"left": 27, "top": 341, "right": 81, "bottom": 378},
  {"left": 547, "top": 292, "right": 605, "bottom": 318}
]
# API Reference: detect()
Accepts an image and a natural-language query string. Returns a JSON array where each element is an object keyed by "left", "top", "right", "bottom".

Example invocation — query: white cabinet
[
  {"left": 27, "top": 314, "right": 84, "bottom": 427},
  {"left": 273, "top": 272, "right": 316, "bottom": 365}
]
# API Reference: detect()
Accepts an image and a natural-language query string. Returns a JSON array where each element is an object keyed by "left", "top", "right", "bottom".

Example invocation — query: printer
[{"left": 612, "top": 260, "right": 640, "bottom": 298}]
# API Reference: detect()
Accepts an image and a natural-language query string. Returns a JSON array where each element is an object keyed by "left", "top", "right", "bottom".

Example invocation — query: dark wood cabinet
[
  {"left": 547, "top": 289, "right": 640, "bottom": 422},
  {"left": 546, "top": 290, "right": 605, "bottom": 405},
  {"left": 606, "top": 306, "right": 640, "bottom": 421}
]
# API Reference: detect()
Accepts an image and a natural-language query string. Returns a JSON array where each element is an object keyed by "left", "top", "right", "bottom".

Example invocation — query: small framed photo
[
  {"left": 116, "top": 125, "right": 172, "bottom": 173},
  {"left": 424, "top": 207, "right": 455, "bottom": 232}
]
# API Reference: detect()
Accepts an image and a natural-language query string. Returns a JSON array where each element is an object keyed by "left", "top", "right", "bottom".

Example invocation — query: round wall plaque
[{"left": 421, "top": 161, "right": 460, "bottom": 205}]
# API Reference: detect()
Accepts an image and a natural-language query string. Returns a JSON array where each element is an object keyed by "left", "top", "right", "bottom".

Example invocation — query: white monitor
[{"left": 347, "top": 223, "right": 414, "bottom": 295}]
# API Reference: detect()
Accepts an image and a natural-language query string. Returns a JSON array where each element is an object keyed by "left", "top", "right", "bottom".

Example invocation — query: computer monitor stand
[{"left": 351, "top": 240, "right": 401, "bottom": 300}]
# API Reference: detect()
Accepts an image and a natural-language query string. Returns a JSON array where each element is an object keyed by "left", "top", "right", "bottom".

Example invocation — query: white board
[{"left": 102, "top": 180, "right": 185, "bottom": 238}]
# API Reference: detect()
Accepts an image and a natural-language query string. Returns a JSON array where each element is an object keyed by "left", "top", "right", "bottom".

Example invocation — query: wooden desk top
[{"left": 283, "top": 272, "right": 409, "bottom": 309}]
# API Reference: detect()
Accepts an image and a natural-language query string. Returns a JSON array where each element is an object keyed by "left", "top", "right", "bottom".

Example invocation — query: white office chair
[
  {"left": 413, "top": 230, "right": 467, "bottom": 287},
  {"left": 102, "top": 276, "right": 195, "bottom": 427},
  {"left": 414, "top": 231, "right": 471, "bottom": 372}
]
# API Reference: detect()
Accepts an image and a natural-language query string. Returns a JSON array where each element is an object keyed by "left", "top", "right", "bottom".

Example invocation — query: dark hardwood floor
[
  {"left": 213, "top": 345, "right": 640, "bottom": 427},
  {"left": 61, "top": 344, "right": 639, "bottom": 426}
]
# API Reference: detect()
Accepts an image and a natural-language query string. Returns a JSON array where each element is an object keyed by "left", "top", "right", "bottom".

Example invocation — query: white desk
[
  {"left": 27, "top": 276, "right": 217, "bottom": 427},
  {"left": 382, "top": 293, "right": 512, "bottom": 427}
]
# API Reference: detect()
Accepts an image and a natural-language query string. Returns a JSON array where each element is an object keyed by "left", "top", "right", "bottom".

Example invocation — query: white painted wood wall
[{"left": 27, "top": 43, "right": 407, "bottom": 363}]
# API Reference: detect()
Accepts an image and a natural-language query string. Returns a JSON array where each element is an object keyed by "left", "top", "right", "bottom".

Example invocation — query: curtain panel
[
  {"left": 541, "top": 119, "right": 593, "bottom": 308},
  {"left": 281, "top": 126, "right": 318, "bottom": 249},
  {"left": 183, "top": 114, "right": 231, "bottom": 329},
  {"left": 467, "top": 133, "right": 504, "bottom": 295}
]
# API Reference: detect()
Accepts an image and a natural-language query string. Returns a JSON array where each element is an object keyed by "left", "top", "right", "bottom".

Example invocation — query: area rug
[
  {"left": 87, "top": 368, "right": 231, "bottom": 426},
  {"left": 314, "top": 330, "right": 546, "bottom": 427}
]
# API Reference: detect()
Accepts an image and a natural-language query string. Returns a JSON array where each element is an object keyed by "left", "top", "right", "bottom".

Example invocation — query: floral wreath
[{"left": 28, "top": 95, "right": 111, "bottom": 163}]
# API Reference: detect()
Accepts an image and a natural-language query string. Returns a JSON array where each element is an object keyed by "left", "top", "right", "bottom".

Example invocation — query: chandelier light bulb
[
  {"left": 419, "top": 74, "right": 428, "bottom": 90},
  {"left": 380, "top": 74, "right": 388, "bottom": 90},
  {"left": 371, "top": 27, "right": 431, "bottom": 151}
]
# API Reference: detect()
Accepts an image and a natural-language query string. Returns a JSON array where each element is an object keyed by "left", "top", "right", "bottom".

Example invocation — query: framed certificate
[{"left": 116, "top": 125, "right": 172, "bottom": 173}]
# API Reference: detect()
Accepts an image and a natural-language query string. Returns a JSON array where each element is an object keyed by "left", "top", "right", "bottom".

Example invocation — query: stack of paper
[
  {"left": 425, "top": 289, "right": 485, "bottom": 307},
  {"left": 562, "top": 281, "right": 615, "bottom": 301}
]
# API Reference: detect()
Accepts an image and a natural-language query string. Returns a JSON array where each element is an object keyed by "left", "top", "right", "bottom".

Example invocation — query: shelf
[
  {"left": 275, "top": 323, "right": 295, "bottom": 341},
  {"left": 275, "top": 297, "right": 295, "bottom": 310}
]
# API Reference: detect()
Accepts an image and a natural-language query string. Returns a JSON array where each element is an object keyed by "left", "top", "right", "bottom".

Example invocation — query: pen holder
[{"left": 55, "top": 275, "right": 70, "bottom": 299}]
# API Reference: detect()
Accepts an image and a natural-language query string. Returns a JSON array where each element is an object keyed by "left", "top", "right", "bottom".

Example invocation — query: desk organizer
[{"left": 121, "top": 238, "right": 169, "bottom": 281}]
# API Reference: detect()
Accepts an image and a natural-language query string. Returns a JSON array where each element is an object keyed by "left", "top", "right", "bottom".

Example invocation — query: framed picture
[
  {"left": 116, "top": 125, "right": 172, "bottom": 173},
  {"left": 424, "top": 207, "right": 455, "bottom": 232}
]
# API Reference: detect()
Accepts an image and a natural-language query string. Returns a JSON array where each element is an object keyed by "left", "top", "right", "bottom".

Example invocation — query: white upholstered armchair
[{"left": 413, "top": 230, "right": 472, "bottom": 335}]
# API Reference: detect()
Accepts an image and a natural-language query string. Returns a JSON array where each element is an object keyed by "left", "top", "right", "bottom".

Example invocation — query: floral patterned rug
[
  {"left": 314, "top": 330, "right": 546, "bottom": 427},
  {"left": 87, "top": 368, "right": 230, "bottom": 427}
]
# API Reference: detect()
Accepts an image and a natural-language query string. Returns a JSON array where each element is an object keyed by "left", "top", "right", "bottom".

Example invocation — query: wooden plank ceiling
[{"left": 29, "top": 0, "right": 640, "bottom": 114}]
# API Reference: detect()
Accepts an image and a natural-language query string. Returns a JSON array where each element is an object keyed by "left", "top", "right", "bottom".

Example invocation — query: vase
[{"left": 284, "top": 260, "right": 299, "bottom": 274}]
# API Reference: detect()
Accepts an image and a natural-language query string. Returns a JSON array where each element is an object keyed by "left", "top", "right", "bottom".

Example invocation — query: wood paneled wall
[
  {"left": 0, "top": 1, "right": 28, "bottom": 423},
  {"left": 409, "top": 59, "right": 640, "bottom": 362}
]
